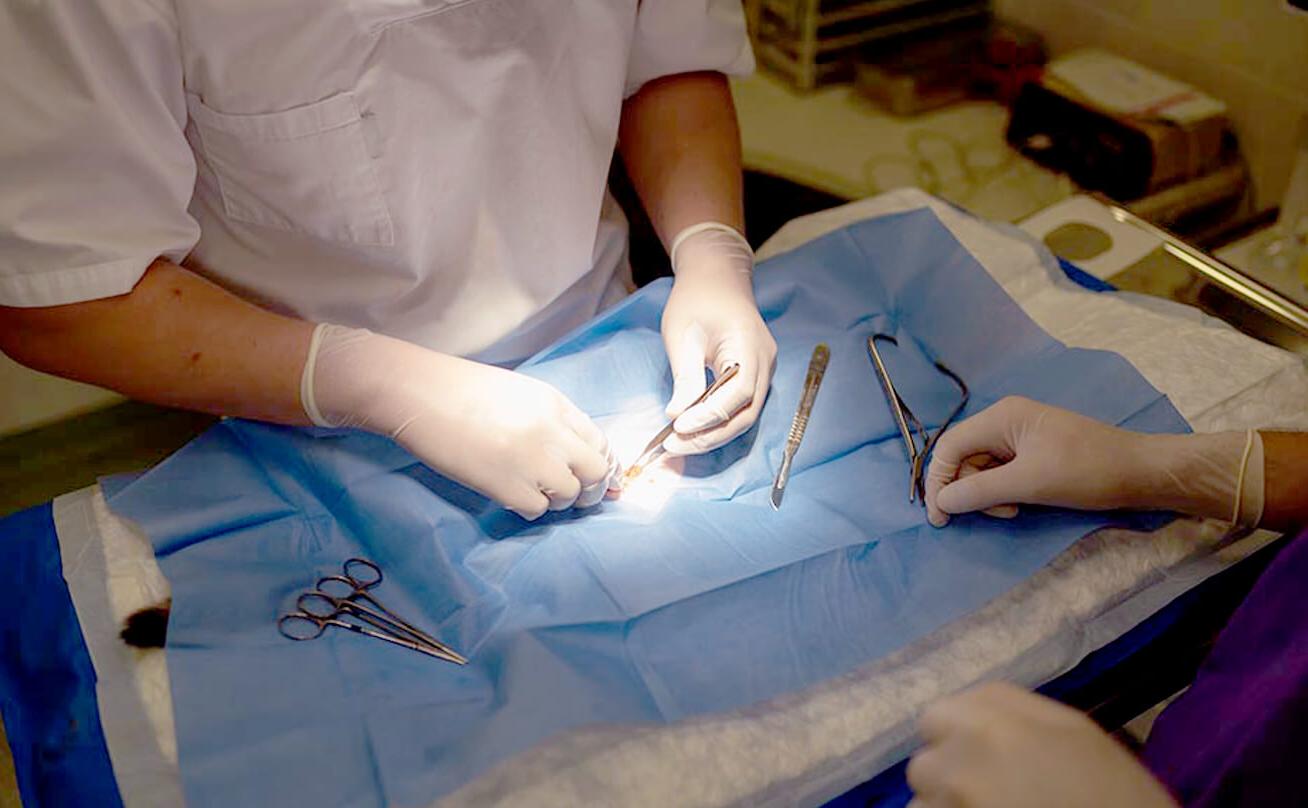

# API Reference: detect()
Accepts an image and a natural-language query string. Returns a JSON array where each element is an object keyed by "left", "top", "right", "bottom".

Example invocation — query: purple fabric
[{"left": 1144, "top": 527, "right": 1308, "bottom": 807}]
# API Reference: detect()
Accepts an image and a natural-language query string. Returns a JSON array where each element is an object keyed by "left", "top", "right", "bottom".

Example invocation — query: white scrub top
[{"left": 0, "top": 1, "right": 753, "bottom": 364}]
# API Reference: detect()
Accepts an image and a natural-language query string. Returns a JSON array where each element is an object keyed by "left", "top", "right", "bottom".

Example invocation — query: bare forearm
[
  {"left": 1260, "top": 432, "right": 1308, "bottom": 532},
  {"left": 0, "top": 259, "right": 313, "bottom": 424},
  {"left": 618, "top": 71, "right": 745, "bottom": 245}
]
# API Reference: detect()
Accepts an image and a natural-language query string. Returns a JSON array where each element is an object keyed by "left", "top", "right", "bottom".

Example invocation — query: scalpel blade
[{"left": 770, "top": 454, "right": 792, "bottom": 510}]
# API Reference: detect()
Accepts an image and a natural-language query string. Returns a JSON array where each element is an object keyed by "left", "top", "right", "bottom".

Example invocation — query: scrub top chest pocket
[{"left": 185, "top": 91, "right": 395, "bottom": 246}]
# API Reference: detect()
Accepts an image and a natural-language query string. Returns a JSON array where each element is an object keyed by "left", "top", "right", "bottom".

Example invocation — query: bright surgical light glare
[{"left": 599, "top": 398, "right": 685, "bottom": 514}]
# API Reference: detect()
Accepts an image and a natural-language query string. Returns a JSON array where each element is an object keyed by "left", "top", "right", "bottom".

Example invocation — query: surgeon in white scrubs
[{"left": 0, "top": 1, "right": 777, "bottom": 519}]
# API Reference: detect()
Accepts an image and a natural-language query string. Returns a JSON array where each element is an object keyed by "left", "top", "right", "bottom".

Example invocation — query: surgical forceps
[
  {"left": 618, "top": 363, "right": 740, "bottom": 487},
  {"left": 866, "top": 334, "right": 969, "bottom": 503},
  {"left": 277, "top": 557, "right": 467, "bottom": 665}
]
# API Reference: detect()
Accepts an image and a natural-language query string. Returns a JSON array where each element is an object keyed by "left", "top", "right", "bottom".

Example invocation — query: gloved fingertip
[
  {"left": 662, "top": 431, "right": 711, "bottom": 456},
  {"left": 665, "top": 389, "right": 701, "bottom": 419},
  {"left": 665, "top": 396, "right": 688, "bottom": 420},
  {"left": 928, "top": 510, "right": 950, "bottom": 528},
  {"left": 674, "top": 405, "right": 726, "bottom": 435},
  {"left": 574, "top": 484, "right": 605, "bottom": 510},
  {"left": 936, "top": 479, "right": 1009, "bottom": 521},
  {"left": 663, "top": 428, "right": 733, "bottom": 457},
  {"left": 660, "top": 435, "right": 689, "bottom": 457},
  {"left": 934, "top": 482, "right": 964, "bottom": 515},
  {"left": 665, "top": 361, "right": 711, "bottom": 414}
]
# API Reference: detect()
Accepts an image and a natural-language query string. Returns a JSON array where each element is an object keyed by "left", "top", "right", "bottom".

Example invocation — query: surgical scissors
[
  {"left": 277, "top": 558, "right": 467, "bottom": 665},
  {"left": 866, "top": 334, "right": 969, "bottom": 504}
]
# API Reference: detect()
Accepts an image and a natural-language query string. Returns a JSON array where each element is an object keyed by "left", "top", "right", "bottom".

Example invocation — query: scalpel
[{"left": 770, "top": 343, "right": 829, "bottom": 510}]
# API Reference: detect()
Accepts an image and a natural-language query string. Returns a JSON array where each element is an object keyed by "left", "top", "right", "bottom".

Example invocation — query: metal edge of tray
[{"left": 1092, "top": 193, "right": 1308, "bottom": 335}]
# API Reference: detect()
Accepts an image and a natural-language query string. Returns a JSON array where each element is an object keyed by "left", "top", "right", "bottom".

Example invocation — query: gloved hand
[
  {"left": 924, "top": 396, "right": 1265, "bottom": 529},
  {"left": 301, "top": 325, "right": 618, "bottom": 520},
  {"left": 660, "top": 222, "right": 777, "bottom": 455},
  {"left": 907, "top": 682, "right": 1178, "bottom": 808}
]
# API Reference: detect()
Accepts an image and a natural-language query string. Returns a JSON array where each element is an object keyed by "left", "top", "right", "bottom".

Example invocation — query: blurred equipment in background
[
  {"left": 1250, "top": 115, "right": 1308, "bottom": 287},
  {"left": 744, "top": 0, "right": 991, "bottom": 91},
  {"left": 969, "top": 20, "right": 1045, "bottom": 106},
  {"left": 1007, "top": 50, "right": 1248, "bottom": 230},
  {"left": 854, "top": 19, "right": 1044, "bottom": 115},
  {"left": 853, "top": 23, "right": 985, "bottom": 116},
  {"left": 1021, "top": 194, "right": 1308, "bottom": 356}
]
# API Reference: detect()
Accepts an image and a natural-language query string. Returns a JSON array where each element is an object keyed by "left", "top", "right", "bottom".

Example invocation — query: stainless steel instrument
[
  {"left": 278, "top": 557, "right": 467, "bottom": 665},
  {"left": 770, "top": 343, "right": 830, "bottom": 510},
  {"left": 618, "top": 364, "right": 741, "bottom": 488}
]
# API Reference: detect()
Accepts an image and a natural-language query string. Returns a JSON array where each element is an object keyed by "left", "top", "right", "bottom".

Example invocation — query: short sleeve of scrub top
[
  {"left": 0, "top": 1, "right": 200, "bottom": 308},
  {"left": 625, "top": 0, "right": 757, "bottom": 98}
]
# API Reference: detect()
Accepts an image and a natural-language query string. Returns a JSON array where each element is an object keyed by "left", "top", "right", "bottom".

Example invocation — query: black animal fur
[{"left": 120, "top": 599, "right": 171, "bottom": 648}]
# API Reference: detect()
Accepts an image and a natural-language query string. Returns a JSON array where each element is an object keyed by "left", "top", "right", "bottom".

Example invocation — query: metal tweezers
[
  {"left": 619, "top": 364, "right": 740, "bottom": 487},
  {"left": 866, "top": 334, "right": 969, "bottom": 503}
]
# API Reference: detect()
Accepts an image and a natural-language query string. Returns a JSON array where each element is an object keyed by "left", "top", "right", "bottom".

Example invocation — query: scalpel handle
[
  {"left": 771, "top": 344, "right": 829, "bottom": 510},
  {"left": 786, "top": 344, "right": 829, "bottom": 454}
]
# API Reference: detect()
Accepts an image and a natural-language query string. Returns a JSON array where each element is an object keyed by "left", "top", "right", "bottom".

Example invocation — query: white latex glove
[
  {"left": 301, "top": 325, "right": 618, "bottom": 520},
  {"left": 924, "top": 396, "right": 1265, "bottom": 529},
  {"left": 660, "top": 222, "right": 777, "bottom": 455},
  {"left": 907, "top": 682, "right": 1178, "bottom": 808}
]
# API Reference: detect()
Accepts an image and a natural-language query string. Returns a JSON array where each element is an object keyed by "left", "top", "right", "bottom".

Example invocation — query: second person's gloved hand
[
  {"left": 923, "top": 396, "right": 1265, "bottom": 529},
  {"left": 907, "top": 682, "right": 1178, "bottom": 808},
  {"left": 301, "top": 325, "right": 618, "bottom": 520},
  {"left": 660, "top": 222, "right": 777, "bottom": 455}
]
